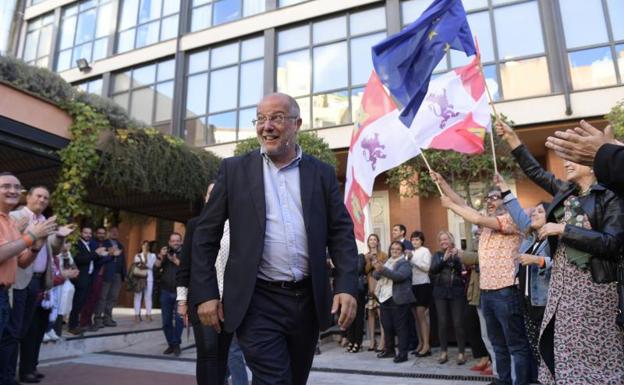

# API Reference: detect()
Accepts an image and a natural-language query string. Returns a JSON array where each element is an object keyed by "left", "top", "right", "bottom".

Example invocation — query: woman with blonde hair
[{"left": 363, "top": 233, "right": 387, "bottom": 352}]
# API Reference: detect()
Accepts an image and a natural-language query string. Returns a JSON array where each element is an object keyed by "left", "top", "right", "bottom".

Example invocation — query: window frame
[{"left": 115, "top": 0, "right": 180, "bottom": 54}]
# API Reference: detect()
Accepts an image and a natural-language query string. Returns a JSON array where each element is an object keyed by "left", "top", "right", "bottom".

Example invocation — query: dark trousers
[
  {"left": 95, "top": 273, "right": 122, "bottom": 321},
  {"left": 236, "top": 281, "right": 318, "bottom": 385},
  {"left": 81, "top": 270, "right": 104, "bottom": 327},
  {"left": 0, "top": 277, "right": 40, "bottom": 384},
  {"left": 160, "top": 289, "right": 183, "bottom": 347},
  {"left": 0, "top": 289, "right": 9, "bottom": 338},
  {"left": 481, "top": 287, "right": 533, "bottom": 385},
  {"left": 68, "top": 273, "right": 92, "bottom": 329},
  {"left": 379, "top": 298, "right": 410, "bottom": 356},
  {"left": 19, "top": 304, "right": 49, "bottom": 377},
  {"left": 190, "top": 308, "right": 230, "bottom": 385},
  {"left": 345, "top": 290, "right": 366, "bottom": 346},
  {"left": 465, "top": 304, "right": 489, "bottom": 359},
  {"left": 434, "top": 296, "right": 466, "bottom": 353}
]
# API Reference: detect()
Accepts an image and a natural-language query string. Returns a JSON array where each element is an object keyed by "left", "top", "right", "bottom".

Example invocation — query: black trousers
[
  {"left": 236, "top": 281, "right": 318, "bottom": 385},
  {"left": 465, "top": 304, "right": 489, "bottom": 359},
  {"left": 19, "top": 304, "right": 49, "bottom": 377},
  {"left": 434, "top": 297, "right": 466, "bottom": 353},
  {"left": 190, "top": 307, "right": 231, "bottom": 385},
  {"left": 379, "top": 298, "right": 410, "bottom": 356},
  {"left": 345, "top": 290, "right": 366, "bottom": 346},
  {"left": 68, "top": 273, "right": 92, "bottom": 329}
]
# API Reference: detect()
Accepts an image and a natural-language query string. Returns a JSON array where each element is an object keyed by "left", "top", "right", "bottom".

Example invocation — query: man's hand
[
  {"left": 440, "top": 195, "right": 453, "bottom": 209},
  {"left": 519, "top": 253, "right": 541, "bottom": 266},
  {"left": 373, "top": 260, "right": 384, "bottom": 272},
  {"left": 95, "top": 247, "right": 108, "bottom": 256},
  {"left": 14, "top": 217, "right": 29, "bottom": 233},
  {"left": 331, "top": 293, "right": 357, "bottom": 331},
  {"left": 495, "top": 120, "right": 521, "bottom": 149},
  {"left": 56, "top": 224, "right": 76, "bottom": 238},
  {"left": 538, "top": 223, "right": 565, "bottom": 240},
  {"left": 493, "top": 173, "right": 510, "bottom": 193},
  {"left": 197, "top": 299, "right": 224, "bottom": 332},
  {"left": 545, "top": 121, "right": 619, "bottom": 166},
  {"left": 25, "top": 216, "right": 57, "bottom": 240},
  {"left": 177, "top": 301, "right": 189, "bottom": 328}
]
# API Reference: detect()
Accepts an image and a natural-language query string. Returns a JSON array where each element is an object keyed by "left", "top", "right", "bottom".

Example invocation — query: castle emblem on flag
[
  {"left": 427, "top": 88, "right": 459, "bottom": 129},
  {"left": 361, "top": 133, "right": 387, "bottom": 171}
]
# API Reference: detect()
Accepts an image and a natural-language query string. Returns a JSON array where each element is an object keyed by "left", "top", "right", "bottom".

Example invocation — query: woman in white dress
[{"left": 133, "top": 241, "right": 156, "bottom": 323}]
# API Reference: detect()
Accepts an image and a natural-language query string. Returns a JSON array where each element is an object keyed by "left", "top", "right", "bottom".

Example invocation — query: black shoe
[
  {"left": 163, "top": 345, "right": 174, "bottom": 355},
  {"left": 315, "top": 346, "right": 321, "bottom": 355},
  {"left": 376, "top": 350, "right": 395, "bottom": 359},
  {"left": 416, "top": 349, "right": 432, "bottom": 357},
  {"left": 173, "top": 345, "right": 181, "bottom": 357},
  {"left": 32, "top": 370, "right": 45, "bottom": 379},
  {"left": 20, "top": 373, "right": 41, "bottom": 383},
  {"left": 103, "top": 318, "right": 117, "bottom": 327},
  {"left": 393, "top": 354, "right": 408, "bottom": 363}
]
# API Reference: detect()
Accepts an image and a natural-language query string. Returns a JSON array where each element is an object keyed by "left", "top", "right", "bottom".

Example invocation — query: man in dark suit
[
  {"left": 191, "top": 93, "right": 358, "bottom": 385},
  {"left": 545, "top": 120, "right": 624, "bottom": 196}
]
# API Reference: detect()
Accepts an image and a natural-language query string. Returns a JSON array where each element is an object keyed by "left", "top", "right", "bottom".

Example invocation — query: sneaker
[
  {"left": 103, "top": 318, "right": 117, "bottom": 327},
  {"left": 47, "top": 329, "right": 61, "bottom": 341},
  {"left": 173, "top": 345, "right": 181, "bottom": 357},
  {"left": 42, "top": 332, "right": 53, "bottom": 343}
]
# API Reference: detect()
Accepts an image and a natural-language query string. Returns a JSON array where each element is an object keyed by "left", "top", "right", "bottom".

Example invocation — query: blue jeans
[
  {"left": 481, "top": 286, "right": 534, "bottom": 385},
  {"left": 226, "top": 338, "right": 248, "bottom": 385},
  {"left": 160, "top": 289, "right": 183, "bottom": 347}
]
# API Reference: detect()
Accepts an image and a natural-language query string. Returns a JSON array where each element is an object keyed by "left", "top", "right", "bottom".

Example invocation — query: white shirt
[
  {"left": 81, "top": 239, "right": 94, "bottom": 275},
  {"left": 409, "top": 246, "right": 432, "bottom": 285}
]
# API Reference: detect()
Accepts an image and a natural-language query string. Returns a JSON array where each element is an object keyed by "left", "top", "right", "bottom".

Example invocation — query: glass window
[
  {"left": 74, "top": 77, "right": 103, "bottom": 96},
  {"left": 617, "top": 44, "right": 624, "bottom": 81},
  {"left": 56, "top": 0, "right": 113, "bottom": 71},
  {"left": 184, "top": 36, "right": 264, "bottom": 146},
  {"left": 112, "top": 58, "right": 175, "bottom": 133},
  {"left": 117, "top": 0, "right": 180, "bottom": 53},
  {"left": 189, "top": 0, "right": 265, "bottom": 32},
  {"left": 401, "top": 0, "right": 430, "bottom": 25},
  {"left": 21, "top": 12, "right": 54, "bottom": 68},
  {"left": 560, "top": 0, "right": 608, "bottom": 49},
  {"left": 494, "top": 2, "right": 544, "bottom": 60},
  {"left": 500, "top": 57, "right": 550, "bottom": 99},
  {"left": 277, "top": 7, "right": 387, "bottom": 129},
  {"left": 568, "top": 47, "right": 617, "bottom": 90},
  {"left": 279, "top": 0, "right": 307, "bottom": 6},
  {"left": 607, "top": 0, "right": 624, "bottom": 41}
]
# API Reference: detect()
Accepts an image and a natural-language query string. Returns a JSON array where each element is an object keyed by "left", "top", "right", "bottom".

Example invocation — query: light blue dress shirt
[{"left": 258, "top": 146, "right": 309, "bottom": 282}]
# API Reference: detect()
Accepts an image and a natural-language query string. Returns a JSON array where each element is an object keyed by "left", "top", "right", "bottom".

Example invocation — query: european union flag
[{"left": 372, "top": 0, "right": 475, "bottom": 127}]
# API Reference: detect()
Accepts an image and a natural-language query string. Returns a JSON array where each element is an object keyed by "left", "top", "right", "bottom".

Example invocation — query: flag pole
[
  {"left": 420, "top": 149, "right": 443, "bottom": 196},
  {"left": 478, "top": 60, "right": 499, "bottom": 175}
]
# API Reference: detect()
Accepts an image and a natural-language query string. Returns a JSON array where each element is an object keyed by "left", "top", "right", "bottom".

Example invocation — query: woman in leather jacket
[
  {"left": 430, "top": 231, "right": 467, "bottom": 365},
  {"left": 497, "top": 121, "right": 624, "bottom": 385}
]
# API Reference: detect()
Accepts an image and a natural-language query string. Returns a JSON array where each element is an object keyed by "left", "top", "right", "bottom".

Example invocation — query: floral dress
[{"left": 538, "top": 195, "right": 624, "bottom": 385}]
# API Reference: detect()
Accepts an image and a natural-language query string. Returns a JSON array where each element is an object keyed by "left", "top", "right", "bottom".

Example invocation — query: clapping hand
[
  {"left": 14, "top": 217, "right": 29, "bottom": 233},
  {"left": 545, "top": 121, "right": 621, "bottom": 166},
  {"left": 25, "top": 216, "right": 57, "bottom": 240},
  {"left": 56, "top": 224, "right": 76, "bottom": 238},
  {"left": 538, "top": 223, "right": 565, "bottom": 240}
]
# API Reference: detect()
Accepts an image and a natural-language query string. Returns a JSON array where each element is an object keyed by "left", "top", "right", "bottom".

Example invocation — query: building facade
[{"left": 5, "top": 0, "right": 624, "bottom": 249}]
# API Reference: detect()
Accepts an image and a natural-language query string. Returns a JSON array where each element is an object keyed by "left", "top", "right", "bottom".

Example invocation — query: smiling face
[
  {"left": 0, "top": 174, "right": 21, "bottom": 212},
  {"left": 530, "top": 204, "right": 547, "bottom": 230},
  {"left": 485, "top": 190, "right": 503, "bottom": 215},
  {"left": 255, "top": 94, "right": 301, "bottom": 164},
  {"left": 563, "top": 160, "right": 593, "bottom": 183},
  {"left": 391, "top": 225, "right": 404, "bottom": 241},
  {"left": 26, "top": 187, "right": 49, "bottom": 215},
  {"left": 81, "top": 227, "right": 93, "bottom": 242},
  {"left": 367, "top": 234, "right": 379, "bottom": 251},
  {"left": 389, "top": 242, "right": 403, "bottom": 258},
  {"left": 438, "top": 233, "right": 452, "bottom": 251}
]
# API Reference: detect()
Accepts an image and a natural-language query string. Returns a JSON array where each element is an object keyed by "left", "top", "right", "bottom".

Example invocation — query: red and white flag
[{"left": 344, "top": 54, "right": 491, "bottom": 242}]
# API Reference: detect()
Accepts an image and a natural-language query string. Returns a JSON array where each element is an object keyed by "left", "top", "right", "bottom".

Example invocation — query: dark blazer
[
  {"left": 512, "top": 145, "right": 624, "bottom": 264},
  {"left": 177, "top": 216, "right": 198, "bottom": 300},
  {"left": 191, "top": 150, "right": 358, "bottom": 332},
  {"left": 595, "top": 143, "right": 624, "bottom": 197},
  {"left": 73, "top": 240, "right": 98, "bottom": 287},
  {"left": 372, "top": 257, "right": 415, "bottom": 305}
]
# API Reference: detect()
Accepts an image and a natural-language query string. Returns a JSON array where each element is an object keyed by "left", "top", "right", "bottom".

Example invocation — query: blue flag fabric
[{"left": 372, "top": 0, "right": 475, "bottom": 127}]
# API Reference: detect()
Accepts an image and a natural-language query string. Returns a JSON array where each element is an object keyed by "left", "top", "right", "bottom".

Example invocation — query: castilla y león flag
[{"left": 344, "top": 56, "right": 491, "bottom": 242}]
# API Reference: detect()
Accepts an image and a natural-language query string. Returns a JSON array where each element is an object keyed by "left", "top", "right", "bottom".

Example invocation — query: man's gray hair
[{"left": 260, "top": 93, "right": 300, "bottom": 117}]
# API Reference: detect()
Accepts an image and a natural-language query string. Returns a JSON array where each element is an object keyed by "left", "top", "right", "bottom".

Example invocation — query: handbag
[{"left": 131, "top": 254, "right": 149, "bottom": 278}]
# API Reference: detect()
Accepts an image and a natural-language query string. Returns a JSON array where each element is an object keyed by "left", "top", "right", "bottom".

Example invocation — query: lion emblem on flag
[
  {"left": 427, "top": 88, "right": 460, "bottom": 129},
  {"left": 361, "top": 133, "right": 386, "bottom": 171}
]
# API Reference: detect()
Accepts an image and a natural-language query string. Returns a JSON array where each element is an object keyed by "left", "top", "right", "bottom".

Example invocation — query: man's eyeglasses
[
  {"left": 0, "top": 184, "right": 23, "bottom": 191},
  {"left": 252, "top": 114, "right": 298, "bottom": 127},
  {"left": 485, "top": 195, "right": 501, "bottom": 201}
]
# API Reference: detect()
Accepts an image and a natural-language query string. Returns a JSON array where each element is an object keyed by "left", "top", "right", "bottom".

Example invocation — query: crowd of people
[{"left": 1, "top": 91, "right": 623, "bottom": 385}]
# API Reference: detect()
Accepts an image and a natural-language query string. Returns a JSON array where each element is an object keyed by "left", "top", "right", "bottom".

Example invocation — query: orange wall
[
  {"left": 418, "top": 195, "right": 449, "bottom": 252},
  {"left": 388, "top": 185, "right": 421, "bottom": 240}
]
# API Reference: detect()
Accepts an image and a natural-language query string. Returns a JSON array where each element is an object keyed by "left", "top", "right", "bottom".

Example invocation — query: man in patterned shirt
[{"left": 431, "top": 172, "right": 533, "bottom": 385}]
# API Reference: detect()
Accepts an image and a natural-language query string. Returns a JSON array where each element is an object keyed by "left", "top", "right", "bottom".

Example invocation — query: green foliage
[
  {"left": 606, "top": 99, "right": 624, "bottom": 139},
  {"left": 234, "top": 131, "right": 337, "bottom": 169},
  {"left": 97, "top": 127, "right": 220, "bottom": 200},
  {"left": 386, "top": 115, "right": 520, "bottom": 199},
  {"left": 52, "top": 102, "right": 107, "bottom": 225},
  {"left": 0, "top": 54, "right": 221, "bottom": 222}
]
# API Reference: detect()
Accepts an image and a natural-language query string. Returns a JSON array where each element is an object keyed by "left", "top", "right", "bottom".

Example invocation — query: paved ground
[{"left": 36, "top": 308, "right": 493, "bottom": 385}]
